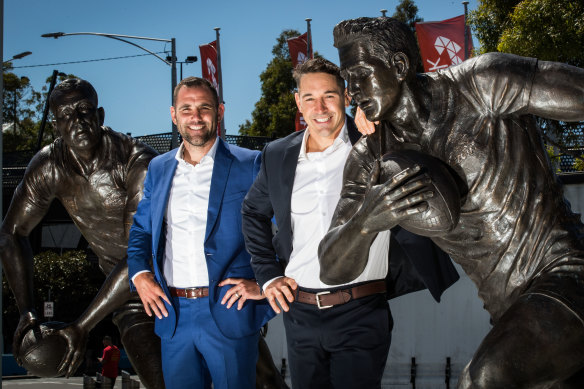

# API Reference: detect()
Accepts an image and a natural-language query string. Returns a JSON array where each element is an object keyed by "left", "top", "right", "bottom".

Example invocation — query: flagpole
[
  {"left": 305, "top": 18, "right": 313, "bottom": 59},
  {"left": 462, "top": 1, "right": 469, "bottom": 59},
  {"left": 214, "top": 27, "right": 225, "bottom": 139}
]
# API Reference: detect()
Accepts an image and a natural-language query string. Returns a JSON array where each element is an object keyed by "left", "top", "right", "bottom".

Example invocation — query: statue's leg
[
  {"left": 113, "top": 300, "right": 165, "bottom": 389},
  {"left": 457, "top": 293, "right": 584, "bottom": 389},
  {"left": 256, "top": 327, "right": 289, "bottom": 389}
]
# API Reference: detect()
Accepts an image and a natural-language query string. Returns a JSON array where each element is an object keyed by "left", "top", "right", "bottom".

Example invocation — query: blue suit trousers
[{"left": 161, "top": 296, "right": 260, "bottom": 389}]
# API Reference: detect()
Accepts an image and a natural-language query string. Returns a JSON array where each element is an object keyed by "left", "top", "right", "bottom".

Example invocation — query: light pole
[
  {"left": 2, "top": 50, "right": 32, "bottom": 70},
  {"left": 41, "top": 31, "right": 180, "bottom": 148},
  {"left": 169, "top": 55, "right": 198, "bottom": 81}
]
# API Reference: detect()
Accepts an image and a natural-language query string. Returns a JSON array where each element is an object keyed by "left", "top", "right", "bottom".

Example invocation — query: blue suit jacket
[{"left": 127, "top": 138, "right": 275, "bottom": 340}]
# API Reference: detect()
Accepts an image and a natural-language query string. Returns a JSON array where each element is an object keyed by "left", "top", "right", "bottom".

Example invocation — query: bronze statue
[
  {"left": 319, "top": 17, "right": 584, "bottom": 388},
  {"left": 0, "top": 78, "right": 163, "bottom": 387},
  {"left": 0, "top": 79, "right": 287, "bottom": 389}
]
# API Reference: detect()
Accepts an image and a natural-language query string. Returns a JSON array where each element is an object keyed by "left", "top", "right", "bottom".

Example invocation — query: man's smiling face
[{"left": 295, "top": 72, "right": 348, "bottom": 142}]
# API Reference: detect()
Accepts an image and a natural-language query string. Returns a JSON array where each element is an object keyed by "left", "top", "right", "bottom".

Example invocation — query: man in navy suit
[
  {"left": 242, "top": 58, "right": 458, "bottom": 389},
  {"left": 127, "top": 77, "right": 274, "bottom": 388}
]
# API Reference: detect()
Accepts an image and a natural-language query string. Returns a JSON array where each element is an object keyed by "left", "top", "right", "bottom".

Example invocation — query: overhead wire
[{"left": 10, "top": 51, "right": 169, "bottom": 68}]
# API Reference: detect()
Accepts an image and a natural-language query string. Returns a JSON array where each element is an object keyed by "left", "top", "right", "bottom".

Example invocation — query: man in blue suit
[{"left": 127, "top": 77, "right": 274, "bottom": 389}]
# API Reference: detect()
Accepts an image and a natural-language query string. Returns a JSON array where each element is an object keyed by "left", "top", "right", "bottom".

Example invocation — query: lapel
[
  {"left": 153, "top": 151, "right": 178, "bottom": 253},
  {"left": 280, "top": 132, "right": 304, "bottom": 221},
  {"left": 205, "top": 138, "right": 233, "bottom": 243}
]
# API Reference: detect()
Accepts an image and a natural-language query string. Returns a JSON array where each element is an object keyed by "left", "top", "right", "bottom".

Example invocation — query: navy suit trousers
[{"left": 283, "top": 292, "right": 392, "bottom": 389}]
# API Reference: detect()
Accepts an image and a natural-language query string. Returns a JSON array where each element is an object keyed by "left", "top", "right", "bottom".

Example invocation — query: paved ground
[{"left": 1, "top": 375, "right": 143, "bottom": 388}]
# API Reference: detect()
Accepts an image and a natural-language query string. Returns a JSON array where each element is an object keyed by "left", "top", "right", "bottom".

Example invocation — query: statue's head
[
  {"left": 333, "top": 17, "right": 420, "bottom": 122},
  {"left": 292, "top": 57, "right": 349, "bottom": 140},
  {"left": 49, "top": 78, "right": 104, "bottom": 151}
]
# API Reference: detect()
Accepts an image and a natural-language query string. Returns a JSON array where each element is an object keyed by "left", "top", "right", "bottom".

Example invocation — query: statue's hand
[
  {"left": 51, "top": 322, "right": 88, "bottom": 378},
  {"left": 13, "top": 311, "right": 39, "bottom": 365},
  {"left": 357, "top": 162, "right": 433, "bottom": 234}
]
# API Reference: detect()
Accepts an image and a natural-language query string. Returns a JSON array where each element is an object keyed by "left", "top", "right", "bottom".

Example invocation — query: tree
[
  {"left": 3, "top": 250, "right": 103, "bottom": 352},
  {"left": 238, "top": 30, "right": 301, "bottom": 138},
  {"left": 468, "top": 0, "right": 584, "bottom": 170},
  {"left": 392, "top": 0, "right": 423, "bottom": 32},
  {"left": 2, "top": 69, "right": 76, "bottom": 153},
  {"left": 469, "top": 0, "right": 584, "bottom": 65}
]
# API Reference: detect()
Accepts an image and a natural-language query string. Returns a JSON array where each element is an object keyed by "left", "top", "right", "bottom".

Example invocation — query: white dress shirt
[
  {"left": 283, "top": 123, "right": 389, "bottom": 289},
  {"left": 131, "top": 139, "right": 218, "bottom": 287}
]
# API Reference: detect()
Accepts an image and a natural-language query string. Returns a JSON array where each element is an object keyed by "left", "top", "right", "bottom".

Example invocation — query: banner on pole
[
  {"left": 415, "top": 15, "right": 473, "bottom": 72},
  {"left": 199, "top": 40, "right": 222, "bottom": 136},
  {"left": 199, "top": 41, "right": 220, "bottom": 92},
  {"left": 288, "top": 32, "right": 313, "bottom": 131},
  {"left": 288, "top": 32, "right": 312, "bottom": 68}
]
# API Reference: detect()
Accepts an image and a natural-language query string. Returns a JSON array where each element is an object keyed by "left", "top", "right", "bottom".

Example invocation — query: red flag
[
  {"left": 288, "top": 32, "right": 313, "bottom": 131},
  {"left": 199, "top": 41, "right": 220, "bottom": 93},
  {"left": 415, "top": 15, "right": 473, "bottom": 72},
  {"left": 288, "top": 32, "right": 312, "bottom": 68},
  {"left": 295, "top": 110, "right": 308, "bottom": 132},
  {"left": 199, "top": 41, "right": 222, "bottom": 136}
]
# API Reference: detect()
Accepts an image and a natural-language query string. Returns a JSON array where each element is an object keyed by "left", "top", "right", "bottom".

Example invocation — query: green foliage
[
  {"left": 546, "top": 144, "right": 561, "bottom": 172},
  {"left": 498, "top": 0, "right": 584, "bottom": 67},
  {"left": 574, "top": 155, "right": 584, "bottom": 171},
  {"left": 467, "top": 0, "right": 520, "bottom": 54},
  {"left": 2, "top": 70, "right": 76, "bottom": 152},
  {"left": 239, "top": 30, "right": 301, "bottom": 138},
  {"left": 3, "top": 250, "right": 103, "bottom": 324},
  {"left": 392, "top": 0, "right": 423, "bottom": 32}
]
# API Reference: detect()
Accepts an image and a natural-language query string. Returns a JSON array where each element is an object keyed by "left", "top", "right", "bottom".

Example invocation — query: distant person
[
  {"left": 127, "top": 77, "right": 274, "bottom": 388},
  {"left": 0, "top": 78, "right": 163, "bottom": 387},
  {"left": 98, "top": 336, "right": 121, "bottom": 387}
]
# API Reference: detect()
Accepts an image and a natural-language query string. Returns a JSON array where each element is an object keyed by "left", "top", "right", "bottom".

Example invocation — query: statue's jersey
[
  {"left": 15, "top": 127, "right": 156, "bottom": 274},
  {"left": 422, "top": 53, "right": 584, "bottom": 320},
  {"left": 349, "top": 53, "right": 584, "bottom": 321}
]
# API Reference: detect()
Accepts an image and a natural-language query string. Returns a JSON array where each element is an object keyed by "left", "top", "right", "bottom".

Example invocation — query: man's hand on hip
[
  {"left": 264, "top": 277, "right": 298, "bottom": 314},
  {"left": 219, "top": 278, "right": 265, "bottom": 310},
  {"left": 133, "top": 272, "right": 170, "bottom": 319}
]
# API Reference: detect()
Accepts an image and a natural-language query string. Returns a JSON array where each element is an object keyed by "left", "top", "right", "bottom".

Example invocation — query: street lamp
[
  {"left": 41, "top": 31, "right": 180, "bottom": 148},
  {"left": 171, "top": 56, "right": 198, "bottom": 80},
  {"left": 3, "top": 51, "right": 32, "bottom": 70}
]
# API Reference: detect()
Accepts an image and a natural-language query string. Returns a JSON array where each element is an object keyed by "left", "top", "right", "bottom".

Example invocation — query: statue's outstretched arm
[{"left": 529, "top": 60, "right": 584, "bottom": 122}]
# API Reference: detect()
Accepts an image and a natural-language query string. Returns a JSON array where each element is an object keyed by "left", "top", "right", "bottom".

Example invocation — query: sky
[{"left": 5, "top": 0, "right": 478, "bottom": 137}]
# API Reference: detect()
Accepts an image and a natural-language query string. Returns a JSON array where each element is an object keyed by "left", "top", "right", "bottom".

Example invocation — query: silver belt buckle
[
  {"left": 316, "top": 291, "right": 333, "bottom": 309},
  {"left": 185, "top": 288, "right": 199, "bottom": 299}
]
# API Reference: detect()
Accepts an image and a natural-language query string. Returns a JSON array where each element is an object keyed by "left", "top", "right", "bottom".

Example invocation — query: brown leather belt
[
  {"left": 295, "top": 280, "right": 386, "bottom": 309},
  {"left": 169, "top": 287, "right": 209, "bottom": 299}
]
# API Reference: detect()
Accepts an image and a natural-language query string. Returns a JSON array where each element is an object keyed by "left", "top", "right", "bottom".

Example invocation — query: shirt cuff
[
  {"left": 131, "top": 270, "right": 152, "bottom": 284},
  {"left": 262, "top": 276, "right": 284, "bottom": 292}
]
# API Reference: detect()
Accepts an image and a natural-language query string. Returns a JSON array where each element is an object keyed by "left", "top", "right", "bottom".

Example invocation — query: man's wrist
[{"left": 262, "top": 276, "right": 284, "bottom": 292}]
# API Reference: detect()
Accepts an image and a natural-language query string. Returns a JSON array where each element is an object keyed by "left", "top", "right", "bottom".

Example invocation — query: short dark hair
[
  {"left": 333, "top": 17, "right": 421, "bottom": 78},
  {"left": 49, "top": 78, "right": 98, "bottom": 112},
  {"left": 173, "top": 77, "right": 219, "bottom": 108},
  {"left": 292, "top": 57, "right": 345, "bottom": 93}
]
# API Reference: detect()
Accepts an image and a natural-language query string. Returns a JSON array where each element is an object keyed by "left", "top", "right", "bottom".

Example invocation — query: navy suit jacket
[
  {"left": 242, "top": 120, "right": 459, "bottom": 301},
  {"left": 127, "top": 138, "right": 274, "bottom": 340}
]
